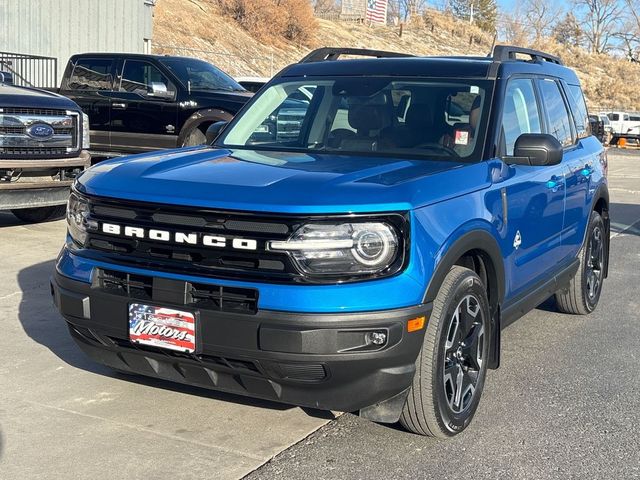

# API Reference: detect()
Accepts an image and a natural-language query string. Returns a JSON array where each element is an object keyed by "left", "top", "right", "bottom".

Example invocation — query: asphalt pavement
[
  {"left": 0, "top": 150, "right": 638, "bottom": 480},
  {"left": 246, "top": 150, "right": 640, "bottom": 479}
]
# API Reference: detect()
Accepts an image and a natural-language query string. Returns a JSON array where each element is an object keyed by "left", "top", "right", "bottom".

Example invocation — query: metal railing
[{"left": 0, "top": 52, "right": 58, "bottom": 89}]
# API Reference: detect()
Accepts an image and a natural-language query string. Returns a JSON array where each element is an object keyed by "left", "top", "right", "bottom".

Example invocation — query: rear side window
[
  {"left": 501, "top": 78, "right": 542, "bottom": 155},
  {"left": 68, "top": 58, "right": 113, "bottom": 91},
  {"left": 567, "top": 84, "right": 591, "bottom": 139},
  {"left": 119, "top": 60, "right": 175, "bottom": 97},
  {"left": 538, "top": 79, "right": 574, "bottom": 147},
  {"left": 609, "top": 113, "right": 619, "bottom": 121}
]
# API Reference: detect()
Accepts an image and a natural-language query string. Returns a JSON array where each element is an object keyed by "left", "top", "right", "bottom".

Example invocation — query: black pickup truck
[
  {"left": 58, "top": 54, "right": 252, "bottom": 157},
  {"left": 1, "top": 80, "right": 90, "bottom": 222}
]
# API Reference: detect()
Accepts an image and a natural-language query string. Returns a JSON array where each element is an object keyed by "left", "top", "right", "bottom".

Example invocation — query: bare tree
[
  {"left": 312, "top": 0, "right": 340, "bottom": 14},
  {"left": 398, "top": 0, "right": 428, "bottom": 21},
  {"left": 621, "top": 0, "right": 640, "bottom": 60},
  {"left": 574, "top": 0, "right": 624, "bottom": 53},
  {"left": 522, "top": 0, "right": 562, "bottom": 41},
  {"left": 500, "top": 9, "right": 530, "bottom": 45}
]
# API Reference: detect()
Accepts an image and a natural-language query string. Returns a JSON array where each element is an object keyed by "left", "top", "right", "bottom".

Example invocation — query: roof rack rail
[
  {"left": 299, "top": 47, "right": 413, "bottom": 64},
  {"left": 492, "top": 45, "right": 563, "bottom": 65}
]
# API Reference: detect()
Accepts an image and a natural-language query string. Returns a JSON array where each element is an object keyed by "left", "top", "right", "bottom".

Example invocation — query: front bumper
[
  {"left": 52, "top": 269, "right": 431, "bottom": 416},
  {"left": 0, "top": 151, "right": 90, "bottom": 209}
]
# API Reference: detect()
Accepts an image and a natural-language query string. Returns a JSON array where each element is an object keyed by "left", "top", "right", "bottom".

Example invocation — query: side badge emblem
[{"left": 513, "top": 230, "right": 522, "bottom": 250}]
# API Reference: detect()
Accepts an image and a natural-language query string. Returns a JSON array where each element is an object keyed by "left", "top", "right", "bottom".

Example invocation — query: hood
[
  {"left": 189, "top": 89, "right": 253, "bottom": 113},
  {"left": 0, "top": 84, "right": 81, "bottom": 110},
  {"left": 77, "top": 147, "right": 492, "bottom": 214}
]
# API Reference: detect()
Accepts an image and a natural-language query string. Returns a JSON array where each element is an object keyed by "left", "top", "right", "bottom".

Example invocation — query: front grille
[
  {"left": 2, "top": 107, "right": 67, "bottom": 116},
  {"left": 76, "top": 196, "right": 408, "bottom": 284},
  {"left": 96, "top": 268, "right": 259, "bottom": 314},
  {"left": 0, "top": 107, "right": 79, "bottom": 158},
  {"left": 0, "top": 147, "right": 69, "bottom": 156},
  {"left": 82, "top": 197, "right": 303, "bottom": 283}
]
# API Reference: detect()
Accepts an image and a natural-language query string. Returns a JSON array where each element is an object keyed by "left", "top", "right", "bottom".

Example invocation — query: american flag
[{"left": 366, "top": 0, "right": 387, "bottom": 24}]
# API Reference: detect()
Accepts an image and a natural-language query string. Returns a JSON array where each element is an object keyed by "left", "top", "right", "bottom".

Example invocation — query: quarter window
[
  {"left": 567, "top": 85, "right": 591, "bottom": 139},
  {"left": 538, "top": 79, "right": 574, "bottom": 147},
  {"left": 501, "top": 78, "right": 542, "bottom": 155},
  {"left": 68, "top": 59, "right": 113, "bottom": 91}
]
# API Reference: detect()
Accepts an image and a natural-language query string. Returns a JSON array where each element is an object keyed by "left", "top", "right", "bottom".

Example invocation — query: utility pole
[{"left": 469, "top": 1, "right": 474, "bottom": 24}]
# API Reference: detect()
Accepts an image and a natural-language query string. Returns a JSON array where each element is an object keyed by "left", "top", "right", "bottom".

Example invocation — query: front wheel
[
  {"left": 181, "top": 127, "right": 207, "bottom": 147},
  {"left": 400, "top": 266, "right": 490, "bottom": 437},
  {"left": 11, "top": 205, "right": 66, "bottom": 223},
  {"left": 555, "top": 210, "right": 606, "bottom": 314}
]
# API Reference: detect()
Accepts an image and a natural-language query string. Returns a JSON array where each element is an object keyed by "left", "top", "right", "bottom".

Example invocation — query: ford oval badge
[{"left": 26, "top": 123, "right": 55, "bottom": 140}]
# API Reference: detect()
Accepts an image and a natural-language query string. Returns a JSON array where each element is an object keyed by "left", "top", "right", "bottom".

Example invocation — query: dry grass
[{"left": 153, "top": 1, "right": 640, "bottom": 109}]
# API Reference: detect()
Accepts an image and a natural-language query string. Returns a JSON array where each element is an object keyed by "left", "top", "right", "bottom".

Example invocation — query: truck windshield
[
  {"left": 218, "top": 77, "right": 491, "bottom": 161},
  {"left": 160, "top": 58, "right": 245, "bottom": 92}
]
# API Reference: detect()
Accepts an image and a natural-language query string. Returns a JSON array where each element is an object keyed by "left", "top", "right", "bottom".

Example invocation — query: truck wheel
[
  {"left": 400, "top": 266, "right": 490, "bottom": 437},
  {"left": 11, "top": 205, "right": 66, "bottom": 223},
  {"left": 555, "top": 211, "right": 606, "bottom": 315},
  {"left": 182, "top": 127, "right": 207, "bottom": 147}
]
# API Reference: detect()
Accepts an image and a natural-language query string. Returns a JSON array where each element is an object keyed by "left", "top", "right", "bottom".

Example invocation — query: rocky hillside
[{"left": 153, "top": 0, "right": 640, "bottom": 110}]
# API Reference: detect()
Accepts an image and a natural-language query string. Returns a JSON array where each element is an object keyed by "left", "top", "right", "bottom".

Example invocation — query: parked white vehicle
[{"left": 602, "top": 111, "right": 640, "bottom": 136}]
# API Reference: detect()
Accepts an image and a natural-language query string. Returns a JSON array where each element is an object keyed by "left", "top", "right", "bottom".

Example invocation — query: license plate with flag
[{"left": 129, "top": 304, "right": 196, "bottom": 353}]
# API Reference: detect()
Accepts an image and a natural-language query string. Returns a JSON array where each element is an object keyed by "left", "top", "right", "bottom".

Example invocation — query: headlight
[
  {"left": 82, "top": 113, "right": 90, "bottom": 149},
  {"left": 67, "top": 192, "right": 94, "bottom": 246},
  {"left": 269, "top": 222, "right": 401, "bottom": 277}
]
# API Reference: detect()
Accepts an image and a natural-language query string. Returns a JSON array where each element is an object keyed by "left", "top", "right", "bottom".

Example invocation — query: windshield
[
  {"left": 218, "top": 77, "right": 491, "bottom": 161},
  {"left": 160, "top": 57, "right": 244, "bottom": 92}
]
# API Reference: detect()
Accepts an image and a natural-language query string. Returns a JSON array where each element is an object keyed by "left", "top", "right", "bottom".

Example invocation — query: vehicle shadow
[
  {"left": 610, "top": 203, "right": 640, "bottom": 237},
  {"left": 0, "top": 212, "right": 23, "bottom": 227},
  {"left": 17, "top": 259, "right": 335, "bottom": 418}
]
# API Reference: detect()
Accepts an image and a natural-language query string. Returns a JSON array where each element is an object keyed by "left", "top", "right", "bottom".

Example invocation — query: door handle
[
  {"left": 112, "top": 103, "right": 127, "bottom": 109},
  {"left": 546, "top": 175, "right": 564, "bottom": 191}
]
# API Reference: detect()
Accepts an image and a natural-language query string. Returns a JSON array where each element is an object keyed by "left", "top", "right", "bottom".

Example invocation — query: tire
[
  {"left": 555, "top": 211, "right": 606, "bottom": 315},
  {"left": 400, "top": 266, "right": 491, "bottom": 437},
  {"left": 181, "top": 127, "right": 207, "bottom": 147},
  {"left": 11, "top": 205, "right": 66, "bottom": 223}
]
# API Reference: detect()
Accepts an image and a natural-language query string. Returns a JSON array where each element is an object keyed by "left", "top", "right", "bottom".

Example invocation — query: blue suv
[{"left": 52, "top": 46, "right": 609, "bottom": 437}]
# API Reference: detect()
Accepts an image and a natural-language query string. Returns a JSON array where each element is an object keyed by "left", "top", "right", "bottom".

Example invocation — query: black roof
[
  {"left": 280, "top": 45, "right": 579, "bottom": 84},
  {"left": 69, "top": 53, "right": 205, "bottom": 63}
]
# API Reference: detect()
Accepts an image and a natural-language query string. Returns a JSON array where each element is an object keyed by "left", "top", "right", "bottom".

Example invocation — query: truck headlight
[
  {"left": 269, "top": 222, "right": 401, "bottom": 276},
  {"left": 82, "top": 113, "right": 90, "bottom": 149},
  {"left": 67, "top": 192, "right": 95, "bottom": 246}
]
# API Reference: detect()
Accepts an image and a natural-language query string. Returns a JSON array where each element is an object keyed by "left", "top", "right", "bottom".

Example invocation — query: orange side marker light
[{"left": 407, "top": 316, "right": 426, "bottom": 332}]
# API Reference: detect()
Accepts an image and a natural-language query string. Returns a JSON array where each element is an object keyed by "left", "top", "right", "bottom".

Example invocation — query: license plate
[{"left": 128, "top": 303, "right": 196, "bottom": 353}]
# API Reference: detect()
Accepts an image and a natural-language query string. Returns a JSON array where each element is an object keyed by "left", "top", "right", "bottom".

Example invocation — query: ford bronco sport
[{"left": 52, "top": 46, "right": 609, "bottom": 437}]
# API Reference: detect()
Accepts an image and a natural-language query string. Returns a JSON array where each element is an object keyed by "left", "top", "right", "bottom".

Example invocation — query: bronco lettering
[{"left": 100, "top": 222, "right": 258, "bottom": 250}]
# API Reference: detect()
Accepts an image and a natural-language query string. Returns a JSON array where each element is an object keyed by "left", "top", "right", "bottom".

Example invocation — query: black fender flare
[
  {"left": 177, "top": 109, "right": 234, "bottom": 146},
  {"left": 423, "top": 229, "right": 506, "bottom": 369},
  {"left": 423, "top": 229, "right": 506, "bottom": 306}
]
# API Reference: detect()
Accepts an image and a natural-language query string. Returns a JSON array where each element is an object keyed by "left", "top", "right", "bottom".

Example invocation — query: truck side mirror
[
  {"left": 206, "top": 121, "right": 228, "bottom": 144},
  {"left": 148, "top": 82, "right": 173, "bottom": 99},
  {"left": 505, "top": 133, "right": 563, "bottom": 166}
]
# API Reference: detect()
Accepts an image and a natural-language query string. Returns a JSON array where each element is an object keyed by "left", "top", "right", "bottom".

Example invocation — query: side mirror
[
  {"left": 148, "top": 82, "right": 173, "bottom": 99},
  {"left": 506, "top": 133, "right": 563, "bottom": 166},
  {"left": 206, "top": 121, "right": 228, "bottom": 144}
]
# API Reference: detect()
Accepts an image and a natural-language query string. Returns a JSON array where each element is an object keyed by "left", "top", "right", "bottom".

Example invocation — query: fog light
[{"left": 366, "top": 331, "right": 387, "bottom": 346}]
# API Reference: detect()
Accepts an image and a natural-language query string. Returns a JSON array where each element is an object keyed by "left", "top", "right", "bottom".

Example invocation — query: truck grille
[{"left": 0, "top": 107, "right": 80, "bottom": 158}]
